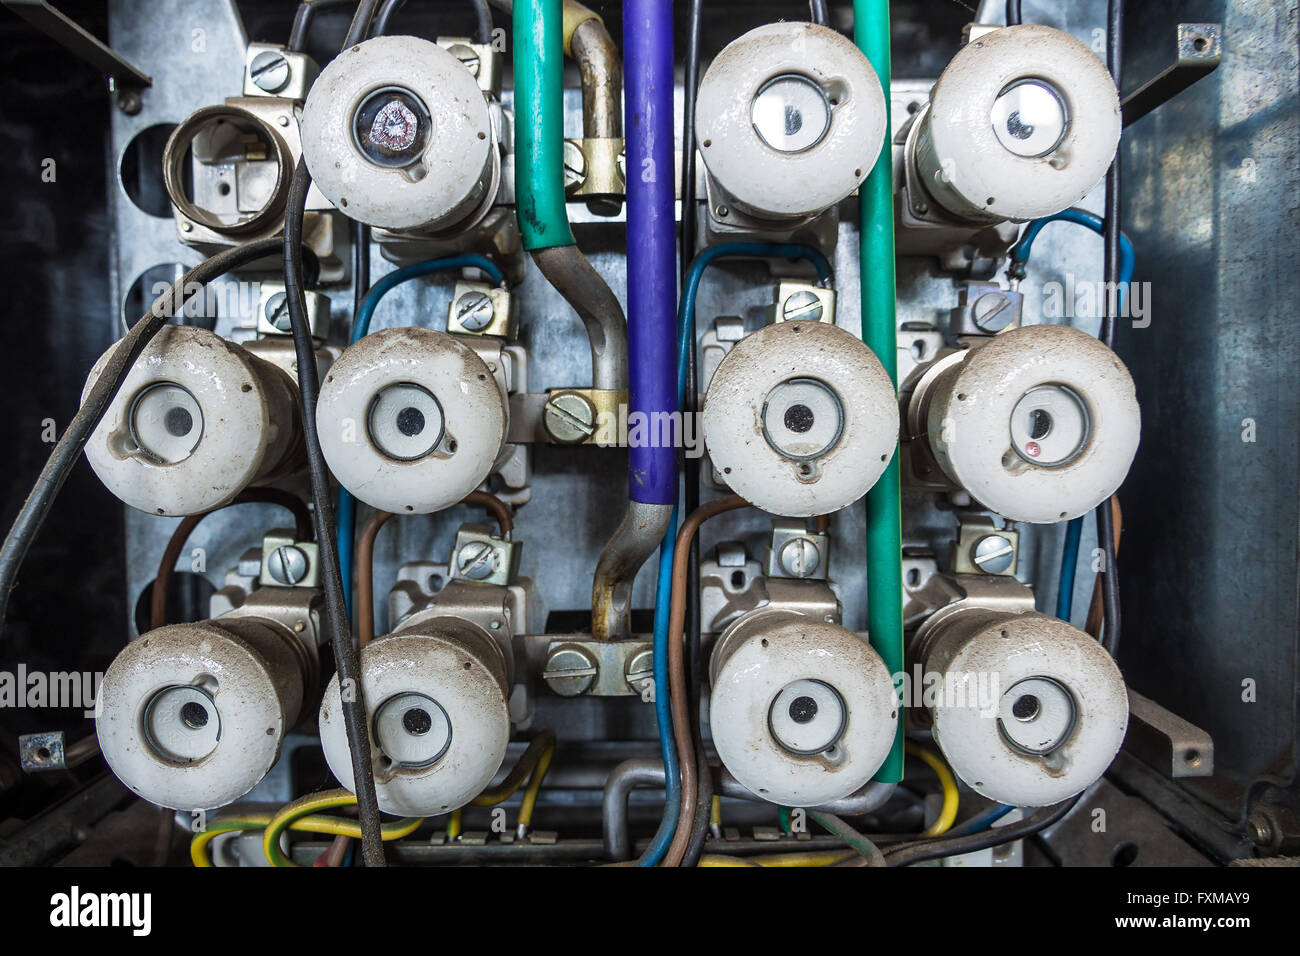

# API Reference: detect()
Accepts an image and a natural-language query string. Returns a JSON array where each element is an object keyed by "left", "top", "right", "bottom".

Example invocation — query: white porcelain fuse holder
[
  {"left": 82, "top": 325, "right": 302, "bottom": 516},
  {"left": 911, "top": 592, "right": 1129, "bottom": 807},
  {"left": 916, "top": 324, "right": 1139, "bottom": 523},
  {"left": 316, "top": 328, "right": 508, "bottom": 514},
  {"left": 912, "top": 24, "right": 1122, "bottom": 223},
  {"left": 702, "top": 321, "right": 897, "bottom": 517},
  {"left": 709, "top": 609, "right": 897, "bottom": 807},
  {"left": 318, "top": 619, "right": 511, "bottom": 817},
  {"left": 95, "top": 618, "right": 309, "bottom": 811},
  {"left": 694, "top": 21, "right": 886, "bottom": 221},
  {"left": 299, "top": 36, "right": 497, "bottom": 233}
]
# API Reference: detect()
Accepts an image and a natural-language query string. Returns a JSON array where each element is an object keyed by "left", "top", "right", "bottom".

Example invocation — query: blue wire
[
  {"left": 1012, "top": 211, "right": 1134, "bottom": 628},
  {"left": 676, "top": 242, "right": 833, "bottom": 403},
  {"left": 636, "top": 504, "right": 681, "bottom": 866},
  {"left": 1010, "top": 208, "right": 1134, "bottom": 288},
  {"left": 639, "top": 241, "right": 833, "bottom": 866},
  {"left": 348, "top": 254, "right": 505, "bottom": 345},
  {"left": 1056, "top": 516, "right": 1085, "bottom": 622},
  {"left": 336, "top": 254, "right": 505, "bottom": 615},
  {"left": 947, "top": 803, "right": 1015, "bottom": 837}
]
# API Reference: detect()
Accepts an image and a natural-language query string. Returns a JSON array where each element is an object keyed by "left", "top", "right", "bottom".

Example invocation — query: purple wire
[{"left": 623, "top": 0, "right": 678, "bottom": 505}]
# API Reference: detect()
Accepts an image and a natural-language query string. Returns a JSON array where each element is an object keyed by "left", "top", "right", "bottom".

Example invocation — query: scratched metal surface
[{"left": 1113, "top": 0, "right": 1300, "bottom": 823}]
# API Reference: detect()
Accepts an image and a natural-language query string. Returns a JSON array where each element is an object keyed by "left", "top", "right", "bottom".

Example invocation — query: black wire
[
  {"left": 342, "top": 0, "right": 380, "bottom": 45},
  {"left": 684, "top": 749, "right": 712, "bottom": 865},
  {"left": 679, "top": 0, "right": 709, "bottom": 868},
  {"left": 283, "top": 159, "right": 385, "bottom": 866},
  {"left": 1005, "top": 0, "right": 1022, "bottom": 26},
  {"left": 883, "top": 794, "right": 1081, "bottom": 867},
  {"left": 372, "top": 0, "right": 406, "bottom": 36},
  {"left": 808, "top": 0, "right": 829, "bottom": 25},
  {"left": 373, "top": 0, "right": 493, "bottom": 42},
  {"left": 1097, "top": 0, "right": 1123, "bottom": 658},
  {"left": 469, "top": 0, "right": 494, "bottom": 42},
  {"left": 0, "top": 238, "right": 316, "bottom": 634},
  {"left": 288, "top": 0, "right": 361, "bottom": 52},
  {"left": 281, "top": 0, "right": 386, "bottom": 865},
  {"left": 353, "top": 222, "right": 371, "bottom": 318},
  {"left": 679, "top": 0, "right": 702, "bottom": 291}
]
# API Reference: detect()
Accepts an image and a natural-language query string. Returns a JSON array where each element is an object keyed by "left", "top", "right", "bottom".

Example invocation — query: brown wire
[
  {"left": 318, "top": 834, "right": 351, "bottom": 867},
  {"left": 354, "top": 491, "right": 515, "bottom": 646},
  {"left": 355, "top": 509, "right": 395, "bottom": 647},
  {"left": 1085, "top": 496, "right": 1123, "bottom": 638},
  {"left": 663, "top": 494, "right": 749, "bottom": 867},
  {"left": 149, "top": 488, "right": 313, "bottom": 631},
  {"left": 462, "top": 490, "right": 514, "bottom": 539}
]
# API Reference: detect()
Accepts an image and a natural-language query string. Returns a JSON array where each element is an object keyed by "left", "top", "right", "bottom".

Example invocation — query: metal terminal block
[
  {"left": 767, "top": 520, "right": 829, "bottom": 580},
  {"left": 897, "top": 321, "right": 945, "bottom": 385},
  {"left": 246, "top": 283, "right": 331, "bottom": 340},
  {"left": 902, "top": 548, "right": 943, "bottom": 628},
  {"left": 401, "top": 577, "right": 523, "bottom": 685},
  {"left": 448, "top": 281, "right": 517, "bottom": 338},
  {"left": 702, "top": 177, "right": 842, "bottom": 259},
  {"left": 242, "top": 42, "right": 318, "bottom": 100},
  {"left": 209, "top": 547, "right": 265, "bottom": 617},
  {"left": 699, "top": 316, "right": 746, "bottom": 393},
  {"left": 165, "top": 92, "right": 343, "bottom": 278},
  {"left": 260, "top": 532, "right": 320, "bottom": 589},
  {"left": 700, "top": 544, "right": 768, "bottom": 635},
  {"left": 908, "top": 572, "right": 1037, "bottom": 642},
  {"left": 700, "top": 540, "right": 841, "bottom": 637},
  {"left": 541, "top": 388, "right": 624, "bottom": 446},
  {"left": 950, "top": 280, "right": 1022, "bottom": 339},
  {"left": 541, "top": 642, "right": 598, "bottom": 697},
  {"left": 236, "top": 548, "right": 264, "bottom": 581},
  {"left": 564, "top": 137, "right": 626, "bottom": 213},
  {"left": 436, "top": 36, "right": 503, "bottom": 96},
  {"left": 541, "top": 639, "right": 652, "bottom": 698},
  {"left": 772, "top": 281, "right": 836, "bottom": 325},
  {"left": 623, "top": 647, "right": 656, "bottom": 699},
  {"left": 950, "top": 515, "right": 1019, "bottom": 576},
  {"left": 763, "top": 578, "right": 842, "bottom": 626},
  {"left": 218, "top": 578, "right": 324, "bottom": 652},
  {"left": 390, "top": 561, "right": 531, "bottom": 654},
  {"left": 451, "top": 524, "right": 519, "bottom": 587}
]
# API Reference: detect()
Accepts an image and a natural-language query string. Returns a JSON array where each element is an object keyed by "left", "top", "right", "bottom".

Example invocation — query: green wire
[
  {"left": 808, "top": 810, "right": 886, "bottom": 867},
  {"left": 513, "top": 0, "right": 575, "bottom": 251},
  {"left": 854, "top": 0, "right": 904, "bottom": 783}
]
